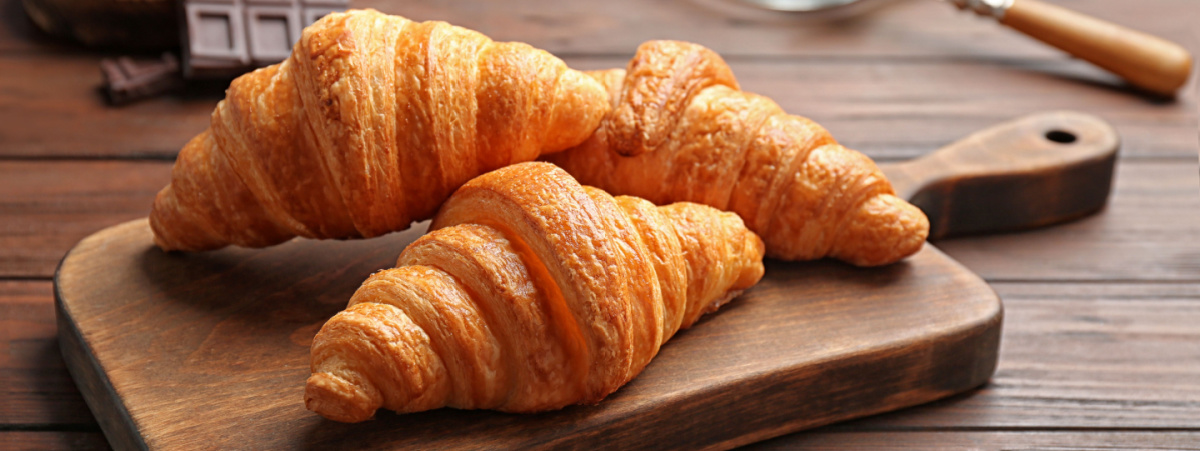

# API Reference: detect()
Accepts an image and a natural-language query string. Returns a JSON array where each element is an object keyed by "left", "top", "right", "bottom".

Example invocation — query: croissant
[
  {"left": 149, "top": 9, "right": 609, "bottom": 251},
  {"left": 305, "top": 162, "right": 765, "bottom": 422},
  {"left": 544, "top": 41, "right": 930, "bottom": 266}
]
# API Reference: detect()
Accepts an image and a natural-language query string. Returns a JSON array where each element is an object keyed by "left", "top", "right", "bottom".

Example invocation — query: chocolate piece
[
  {"left": 245, "top": 5, "right": 302, "bottom": 64},
  {"left": 181, "top": 0, "right": 347, "bottom": 79},
  {"left": 100, "top": 53, "right": 184, "bottom": 105}
]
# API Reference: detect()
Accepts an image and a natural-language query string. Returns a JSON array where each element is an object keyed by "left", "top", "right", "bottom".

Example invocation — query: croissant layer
[
  {"left": 306, "top": 162, "right": 765, "bottom": 422},
  {"left": 544, "top": 41, "right": 929, "bottom": 266},
  {"left": 150, "top": 9, "right": 609, "bottom": 251}
]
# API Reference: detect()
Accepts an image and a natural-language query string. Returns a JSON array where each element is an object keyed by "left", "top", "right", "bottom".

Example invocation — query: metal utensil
[{"left": 739, "top": 0, "right": 1194, "bottom": 96}]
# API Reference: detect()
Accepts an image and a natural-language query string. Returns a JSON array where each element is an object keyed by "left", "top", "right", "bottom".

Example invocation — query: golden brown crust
[
  {"left": 607, "top": 41, "right": 739, "bottom": 157},
  {"left": 150, "top": 9, "right": 609, "bottom": 251},
  {"left": 544, "top": 41, "right": 929, "bottom": 266},
  {"left": 305, "top": 162, "right": 765, "bottom": 422}
]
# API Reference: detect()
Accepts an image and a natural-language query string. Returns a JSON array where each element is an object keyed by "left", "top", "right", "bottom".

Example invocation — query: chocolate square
[
  {"left": 245, "top": 5, "right": 301, "bottom": 63},
  {"left": 100, "top": 53, "right": 184, "bottom": 105},
  {"left": 185, "top": 2, "right": 250, "bottom": 63},
  {"left": 181, "top": 0, "right": 346, "bottom": 79}
]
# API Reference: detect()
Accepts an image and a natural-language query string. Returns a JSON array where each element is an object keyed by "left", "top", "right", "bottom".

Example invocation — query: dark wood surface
[
  {"left": 56, "top": 220, "right": 999, "bottom": 449},
  {"left": 880, "top": 110, "right": 1119, "bottom": 238},
  {"left": 2, "top": 0, "right": 1198, "bottom": 449}
]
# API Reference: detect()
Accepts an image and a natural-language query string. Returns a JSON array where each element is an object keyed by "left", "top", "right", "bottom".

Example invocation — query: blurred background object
[
  {"left": 738, "top": 0, "right": 1193, "bottom": 97},
  {"left": 100, "top": 53, "right": 183, "bottom": 104},
  {"left": 22, "top": 0, "right": 347, "bottom": 104},
  {"left": 21, "top": 0, "right": 177, "bottom": 50},
  {"left": 738, "top": 0, "right": 862, "bottom": 12},
  {"left": 23, "top": 0, "right": 1192, "bottom": 103},
  {"left": 181, "top": 0, "right": 347, "bottom": 78}
]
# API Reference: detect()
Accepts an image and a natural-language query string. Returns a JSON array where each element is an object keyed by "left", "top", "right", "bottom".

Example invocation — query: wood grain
[
  {"left": 347, "top": 0, "right": 1197, "bottom": 60},
  {"left": 18, "top": 280, "right": 1200, "bottom": 446},
  {"left": 0, "top": 281, "right": 97, "bottom": 426},
  {"left": 3, "top": 0, "right": 1198, "bottom": 446},
  {"left": 587, "top": 57, "right": 1197, "bottom": 160},
  {"left": 939, "top": 161, "right": 1200, "bottom": 281},
  {"left": 0, "top": 432, "right": 109, "bottom": 451},
  {"left": 843, "top": 282, "right": 1200, "bottom": 430},
  {"left": 751, "top": 430, "right": 1200, "bottom": 450},
  {"left": 0, "top": 55, "right": 1192, "bottom": 159},
  {"left": 753, "top": 282, "right": 1200, "bottom": 446},
  {"left": 881, "top": 111, "right": 1118, "bottom": 239},
  {"left": 55, "top": 220, "right": 999, "bottom": 450},
  {"left": 0, "top": 0, "right": 1194, "bottom": 58},
  {"left": 3, "top": 160, "right": 1195, "bottom": 281},
  {"left": 0, "top": 54, "right": 216, "bottom": 158},
  {"left": 0, "top": 161, "right": 171, "bottom": 278}
]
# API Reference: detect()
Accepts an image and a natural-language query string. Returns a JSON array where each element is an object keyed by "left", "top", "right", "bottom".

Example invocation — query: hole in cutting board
[{"left": 1044, "top": 130, "right": 1077, "bottom": 144}]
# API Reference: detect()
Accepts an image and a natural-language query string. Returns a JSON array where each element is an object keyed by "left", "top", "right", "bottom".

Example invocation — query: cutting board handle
[{"left": 879, "top": 110, "right": 1118, "bottom": 240}]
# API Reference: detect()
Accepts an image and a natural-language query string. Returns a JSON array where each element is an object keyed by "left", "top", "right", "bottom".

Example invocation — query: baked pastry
[
  {"left": 544, "top": 41, "right": 929, "bottom": 266},
  {"left": 305, "top": 162, "right": 765, "bottom": 422},
  {"left": 149, "top": 9, "right": 609, "bottom": 251}
]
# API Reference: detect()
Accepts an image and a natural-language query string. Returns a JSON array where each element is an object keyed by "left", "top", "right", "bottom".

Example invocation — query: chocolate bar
[
  {"left": 181, "top": 0, "right": 348, "bottom": 78},
  {"left": 100, "top": 53, "right": 185, "bottom": 105}
]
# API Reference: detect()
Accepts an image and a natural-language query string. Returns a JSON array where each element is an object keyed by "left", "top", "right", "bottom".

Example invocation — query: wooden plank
[
  {"left": 0, "top": 161, "right": 171, "bottom": 278},
  {"left": 0, "top": 432, "right": 109, "bottom": 451},
  {"left": 36, "top": 269, "right": 1200, "bottom": 446},
  {"left": 351, "top": 0, "right": 1198, "bottom": 60},
  {"left": 13, "top": 279, "right": 1200, "bottom": 441},
  {"left": 55, "top": 219, "right": 1000, "bottom": 450},
  {"left": 0, "top": 281, "right": 97, "bottom": 426},
  {"left": 841, "top": 282, "right": 1200, "bottom": 430},
  {"left": 750, "top": 430, "right": 1200, "bottom": 450},
  {"left": 568, "top": 56, "right": 1197, "bottom": 160},
  {"left": 0, "top": 54, "right": 216, "bottom": 158},
  {"left": 879, "top": 111, "right": 1119, "bottom": 239},
  {"left": 6, "top": 269, "right": 1200, "bottom": 440},
  {"left": 2, "top": 1, "right": 1196, "bottom": 449},
  {"left": 721, "top": 61, "right": 1197, "bottom": 160},
  {"left": 2, "top": 0, "right": 1193, "bottom": 57},
  {"left": 0, "top": 52, "right": 1192, "bottom": 159},
  {"left": 2, "top": 159, "right": 1197, "bottom": 281},
  {"left": 937, "top": 161, "right": 1200, "bottom": 282}
]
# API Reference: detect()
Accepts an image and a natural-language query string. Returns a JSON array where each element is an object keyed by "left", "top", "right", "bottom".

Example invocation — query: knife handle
[
  {"left": 952, "top": 0, "right": 1193, "bottom": 97},
  {"left": 878, "top": 111, "right": 1118, "bottom": 239},
  {"left": 1003, "top": 0, "right": 1193, "bottom": 96}
]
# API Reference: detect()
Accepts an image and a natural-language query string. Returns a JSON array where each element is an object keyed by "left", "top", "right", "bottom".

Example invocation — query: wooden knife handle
[
  {"left": 1000, "top": 0, "right": 1193, "bottom": 97},
  {"left": 879, "top": 111, "right": 1118, "bottom": 239}
]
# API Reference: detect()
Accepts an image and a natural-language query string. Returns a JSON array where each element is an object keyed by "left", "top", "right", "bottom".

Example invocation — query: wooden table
[{"left": 2, "top": 0, "right": 1197, "bottom": 449}]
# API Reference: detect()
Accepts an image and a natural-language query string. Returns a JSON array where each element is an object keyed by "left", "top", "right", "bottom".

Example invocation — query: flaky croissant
[
  {"left": 150, "top": 9, "right": 609, "bottom": 251},
  {"left": 544, "top": 41, "right": 930, "bottom": 266},
  {"left": 305, "top": 162, "right": 765, "bottom": 422}
]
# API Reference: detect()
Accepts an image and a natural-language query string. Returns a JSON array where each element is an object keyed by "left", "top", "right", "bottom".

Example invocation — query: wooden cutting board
[{"left": 56, "top": 111, "right": 1117, "bottom": 450}]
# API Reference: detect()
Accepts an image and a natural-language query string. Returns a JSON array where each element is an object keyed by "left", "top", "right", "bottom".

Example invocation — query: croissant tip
[
  {"left": 823, "top": 193, "right": 930, "bottom": 267},
  {"left": 305, "top": 372, "right": 379, "bottom": 423},
  {"left": 148, "top": 213, "right": 181, "bottom": 252}
]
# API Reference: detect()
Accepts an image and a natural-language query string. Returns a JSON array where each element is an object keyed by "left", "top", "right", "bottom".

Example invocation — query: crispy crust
[
  {"left": 150, "top": 9, "right": 609, "bottom": 251},
  {"left": 545, "top": 41, "right": 929, "bottom": 266},
  {"left": 305, "top": 163, "right": 765, "bottom": 422}
]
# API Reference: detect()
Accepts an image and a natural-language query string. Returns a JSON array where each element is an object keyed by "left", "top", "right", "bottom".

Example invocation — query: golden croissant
[
  {"left": 305, "top": 162, "right": 765, "bottom": 422},
  {"left": 149, "top": 9, "right": 609, "bottom": 251},
  {"left": 544, "top": 41, "right": 930, "bottom": 266}
]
